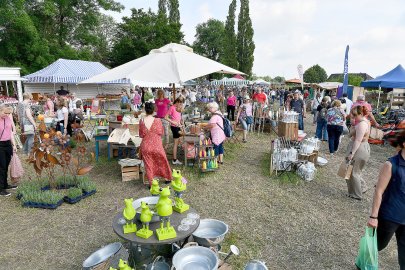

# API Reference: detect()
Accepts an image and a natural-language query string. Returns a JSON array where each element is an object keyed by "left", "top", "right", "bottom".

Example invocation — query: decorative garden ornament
[
  {"left": 122, "top": 198, "right": 137, "bottom": 234},
  {"left": 171, "top": 170, "right": 189, "bottom": 213},
  {"left": 155, "top": 187, "right": 176, "bottom": 240}
]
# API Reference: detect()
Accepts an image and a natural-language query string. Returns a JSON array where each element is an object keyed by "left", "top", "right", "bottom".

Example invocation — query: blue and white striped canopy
[
  {"left": 211, "top": 77, "right": 250, "bottom": 86},
  {"left": 23, "top": 59, "right": 129, "bottom": 84}
]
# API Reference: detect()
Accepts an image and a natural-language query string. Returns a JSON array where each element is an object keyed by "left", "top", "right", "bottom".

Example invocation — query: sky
[{"left": 106, "top": 0, "right": 405, "bottom": 79}]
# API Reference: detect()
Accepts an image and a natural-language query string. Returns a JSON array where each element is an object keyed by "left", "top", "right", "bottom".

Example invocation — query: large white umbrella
[{"left": 82, "top": 43, "right": 244, "bottom": 85}]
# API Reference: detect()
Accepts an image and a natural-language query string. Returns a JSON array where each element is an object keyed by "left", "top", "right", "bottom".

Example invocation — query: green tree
[
  {"left": 168, "top": 0, "right": 180, "bottom": 24},
  {"left": 27, "top": 0, "right": 123, "bottom": 48},
  {"left": 222, "top": 0, "right": 238, "bottom": 69},
  {"left": 327, "top": 74, "right": 364, "bottom": 86},
  {"left": 110, "top": 8, "right": 184, "bottom": 67},
  {"left": 303, "top": 64, "right": 328, "bottom": 83},
  {"left": 273, "top": 76, "right": 285, "bottom": 83},
  {"left": 0, "top": 0, "right": 123, "bottom": 73},
  {"left": 0, "top": 0, "right": 51, "bottom": 74},
  {"left": 193, "top": 19, "right": 225, "bottom": 62},
  {"left": 158, "top": 0, "right": 168, "bottom": 17},
  {"left": 92, "top": 14, "right": 118, "bottom": 65},
  {"left": 237, "top": 0, "right": 255, "bottom": 75}
]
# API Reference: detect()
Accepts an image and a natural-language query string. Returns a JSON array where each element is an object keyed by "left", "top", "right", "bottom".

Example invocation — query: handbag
[
  {"left": 23, "top": 124, "right": 35, "bottom": 135},
  {"left": 245, "top": 116, "right": 253, "bottom": 125},
  {"left": 337, "top": 159, "right": 354, "bottom": 179},
  {"left": 355, "top": 227, "right": 378, "bottom": 270},
  {"left": 10, "top": 153, "right": 24, "bottom": 182}
]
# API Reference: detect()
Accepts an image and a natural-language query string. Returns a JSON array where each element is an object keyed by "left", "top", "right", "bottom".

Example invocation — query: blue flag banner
[{"left": 342, "top": 45, "right": 349, "bottom": 94}]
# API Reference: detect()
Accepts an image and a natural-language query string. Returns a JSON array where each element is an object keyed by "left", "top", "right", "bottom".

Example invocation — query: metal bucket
[
  {"left": 145, "top": 256, "right": 170, "bottom": 270},
  {"left": 82, "top": 242, "right": 122, "bottom": 270},
  {"left": 192, "top": 219, "right": 228, "bottom": 247},
  {"left": 244, "top": 260, "right": 268, "bottom": 270},
  {"left": 172, "top": 246, "right": 218, "bottom": 270}
]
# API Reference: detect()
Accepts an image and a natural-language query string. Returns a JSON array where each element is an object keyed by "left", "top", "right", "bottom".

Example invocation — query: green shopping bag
[{"left": 355, "top": 227, "right": 378, "bottom": 270}]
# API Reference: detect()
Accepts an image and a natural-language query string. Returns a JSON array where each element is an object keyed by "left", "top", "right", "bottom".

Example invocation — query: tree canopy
[
  {"left": 193, "top": 19, "right": 225, "bottom": 62},
  {"left": 0, "top": 0, "right": 123, "bottom": 74},
  {"left": 327, "top": 74, "right": 364, "bottom": 86},
  {"left": 237, "top": 0, "right": 255, "bottom": 76},
  {"left": 222, "top": 0, "right": 238, "bottom": 69},
  {"left": 303, "top": 64, "right": 328, "bottom": 83},
  {"left": 110, "top": 8, "right": 183, "bottom": 67}
]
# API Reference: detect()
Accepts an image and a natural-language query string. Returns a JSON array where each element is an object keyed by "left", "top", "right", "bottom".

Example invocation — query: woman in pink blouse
[
  {"left": 165, "top": 97, "right": 184, "bottom": 165},
  {"left": 226, "top": 90, "right": 237, "bottom": 121},
  {"left": 204, "top": 102, "right": 226, "bottom": 164},
  {"left": 0, "top": 104, "right": 17, "bottom": 197}
]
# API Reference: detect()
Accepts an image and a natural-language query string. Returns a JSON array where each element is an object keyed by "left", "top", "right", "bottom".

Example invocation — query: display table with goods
[
  {"left": 270, "top": 136, "right": 327, "bottom": 182},
  {"left": 107, "top": 116, "right": 141, "bottom": 160},
  {"left": 180, "top": 122, "right": 219, "bottom": 172}
]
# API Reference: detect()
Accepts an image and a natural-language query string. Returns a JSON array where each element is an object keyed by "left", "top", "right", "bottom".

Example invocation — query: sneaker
[
  {"left": 0, "top": 190, "right": 11, "bottom": 197},
  {"left": 6, "top": 185, "right": 18, "bottom": 190},
  {"left": 172, "top": 159, "right": 183, "bottom": 165}
]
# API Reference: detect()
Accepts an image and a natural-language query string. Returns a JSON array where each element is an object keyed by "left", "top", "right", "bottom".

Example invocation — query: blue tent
[
  {"left": 360, "top": 64, "right": 405, "bottom": 89},
  {"left": 23, "top": 58, "right": 128, "bottom": 84}
]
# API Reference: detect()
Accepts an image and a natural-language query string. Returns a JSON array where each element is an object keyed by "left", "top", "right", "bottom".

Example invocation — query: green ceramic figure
[
  {"left": 150, "top": 179, "right": 160, "bottom": 196},
  {"left": 136, "top": 202, "right": 153, "bottom": 239},
  {"left": 155, "top": 187, "right": 176, "bottom": 240},
  {"left": 171, "top": 169, "right": 189, "bottom": 213},
  {"left": 122, "top": 198, "right": 137, "bottom": 234},
  {"left": 118, "top": 259, "right": 133, "bottom": 270}
]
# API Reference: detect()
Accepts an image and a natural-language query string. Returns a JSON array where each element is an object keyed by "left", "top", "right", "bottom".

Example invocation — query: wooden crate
[
  {"left": 278, "top": 121, "right": 298, "bottom": 140},
  {"left": 121, "top": 166, "right": 140, "bottom": 182}
]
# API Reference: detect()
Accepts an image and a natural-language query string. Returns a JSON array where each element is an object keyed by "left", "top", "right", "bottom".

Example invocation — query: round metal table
[{"left": 112, "top": 207, "right": 200, "bottom": 267}]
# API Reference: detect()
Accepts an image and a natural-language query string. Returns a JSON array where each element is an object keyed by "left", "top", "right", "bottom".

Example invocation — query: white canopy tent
[
  {"left": 0, "top": 67, "right": 24, "bottom": 101},
  {"left": 316, "top": 82, "right": 342, "bottom": 90},
  {"left": 253, "top": 79, "right": 271, "bottom": 86},
  {"left": 82, "top": 43, "right": 244, "bottom": 87}
]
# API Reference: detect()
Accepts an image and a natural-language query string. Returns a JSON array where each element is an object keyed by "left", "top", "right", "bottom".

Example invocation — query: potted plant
[
  {"left": 56, "top": 175, "right": 75, "bottom": 189},
  {"left": 21, "top": 190, "right": 64, "bottom": 209},
  {"left": 79, "top": 180, "right": 97, "bottom": 198},
  {"left": 64, "top": 187, "right": 83, "bottom": 204},
  {"left": 19, "top": 128, "right": 95, "bottom": 209}
]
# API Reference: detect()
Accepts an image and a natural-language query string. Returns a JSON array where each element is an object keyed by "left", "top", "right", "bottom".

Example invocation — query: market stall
[
  {"left": 0, "top": 67, "right": 24, "bottom": 102},
  {"left": 23, "top": 59, "right": 129, "bottom": 99},
  {"left": 270, "top": 110, "right": 327, "bottom": 181}
]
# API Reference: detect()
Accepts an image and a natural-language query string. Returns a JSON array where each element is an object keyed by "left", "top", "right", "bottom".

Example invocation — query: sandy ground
[{"left": 0, "top": 117, "right": 399, "bottom": 269}]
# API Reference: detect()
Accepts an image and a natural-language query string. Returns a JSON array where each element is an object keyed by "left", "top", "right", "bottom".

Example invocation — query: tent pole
[
  {"left": 5, "top": 81, "right": 9, "bottom": 96},
  {"left": 377, "top": 85, "right": 381, "bottom": 111},
  {"left": 172, "top": 83, "right": 176, "bottom": 101}
]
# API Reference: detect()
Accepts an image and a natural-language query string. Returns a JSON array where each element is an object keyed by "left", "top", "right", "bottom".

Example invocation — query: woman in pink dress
[{"left": 139, "top": 101, "right": 172, "bottom": 186}]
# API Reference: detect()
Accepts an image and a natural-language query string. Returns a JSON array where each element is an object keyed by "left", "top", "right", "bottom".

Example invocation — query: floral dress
[{"left": 139, "top": 118, "right": 172, "bottom": 185}]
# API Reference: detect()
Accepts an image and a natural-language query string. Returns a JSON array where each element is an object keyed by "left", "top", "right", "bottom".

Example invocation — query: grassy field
[{"left": 0, "top": 118, "right": 399, "bottom": 269}]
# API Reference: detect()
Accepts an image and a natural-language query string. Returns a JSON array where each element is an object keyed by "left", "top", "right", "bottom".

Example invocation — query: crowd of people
[{"left": 0, "top": 83, "right": 404, "bottom": 269}]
